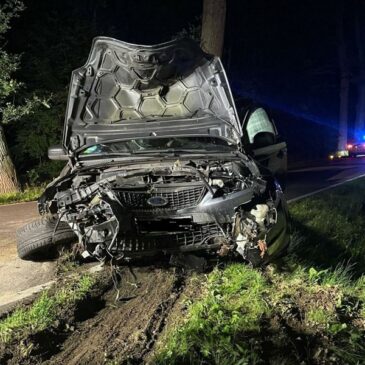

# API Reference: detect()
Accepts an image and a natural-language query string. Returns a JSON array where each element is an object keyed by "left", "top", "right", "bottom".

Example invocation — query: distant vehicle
[
  {"left": 347, "top": 143, "right": 365, "bottom": 158},
  {"left": 328, "top": 142, "right": 365, "bottom": 160},
  {"left": 16, "top": 37, "right": 290, "bottom": 267},
  {"left": 328, "top": 150, "right": 349, "bottom": 160}
]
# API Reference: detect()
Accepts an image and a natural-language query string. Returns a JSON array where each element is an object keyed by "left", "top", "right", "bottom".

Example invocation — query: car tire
[{"left": 16, "top": 215, "right": 77, "bottom": 260}]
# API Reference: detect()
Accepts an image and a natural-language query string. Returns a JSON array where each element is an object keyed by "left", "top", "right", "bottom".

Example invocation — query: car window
[{"left": 246, "top": 108, "right": 275, "bottom": 144}]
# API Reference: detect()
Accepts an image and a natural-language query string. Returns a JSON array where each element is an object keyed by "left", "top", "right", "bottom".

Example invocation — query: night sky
[{"left": 6, "top": 0, "right": 363, "bottom": 161}]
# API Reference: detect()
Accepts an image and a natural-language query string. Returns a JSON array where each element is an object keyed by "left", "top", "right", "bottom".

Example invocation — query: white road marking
[
  {"left": 327, "top": 169, "right": 360, "bottom": 181},
  {"left": 289, "top": 165, "right": 358, "bottom": 173},
  {"left": 287, "top": 173, "right": 365, "bottom": 203}
]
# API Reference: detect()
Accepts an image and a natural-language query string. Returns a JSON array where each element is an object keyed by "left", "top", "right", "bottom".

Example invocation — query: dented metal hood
[{"left": 63, "top": 37, "right": 242, "bottom": 151}]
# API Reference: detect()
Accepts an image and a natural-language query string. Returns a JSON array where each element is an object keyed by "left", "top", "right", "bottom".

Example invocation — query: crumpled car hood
[{"left": 63, "top": 37, "right": 242, "bottom": 151}]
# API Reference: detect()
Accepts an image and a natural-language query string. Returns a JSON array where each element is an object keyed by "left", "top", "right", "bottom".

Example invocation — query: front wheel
[{"left": 16, "top": 215, "right": 77, "bottom": 260}]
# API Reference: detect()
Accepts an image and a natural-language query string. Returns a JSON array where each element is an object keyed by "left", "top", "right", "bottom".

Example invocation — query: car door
[{"left": 241, "top": 107, "right": 287, "bottom": 188}]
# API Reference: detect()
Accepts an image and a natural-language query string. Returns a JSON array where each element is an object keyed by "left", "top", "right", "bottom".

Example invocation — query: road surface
[
  {"left": 1, "top": 157, "right": 365, "bottom": 307},
  {"left": 0, "top": 202, "right": 55, "bottom": 307},
  {"left": 286, "top": 158, "right": 365, "bottom": 201}
]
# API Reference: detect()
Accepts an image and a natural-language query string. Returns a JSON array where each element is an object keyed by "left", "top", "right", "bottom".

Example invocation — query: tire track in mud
[{"left": 43, "top": 266, "right": 185, "bottom": 365}]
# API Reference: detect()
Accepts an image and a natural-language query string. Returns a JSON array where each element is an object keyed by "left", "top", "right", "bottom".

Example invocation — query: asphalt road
[
  {"left": 0, "top": 202, "right": 55, "bottom": 307},
  {"left": 286, "top": 157, "right": 365, "bottom": 201},
  {"left": 1, "top": 157, "right": 365, "bottom": 308}
]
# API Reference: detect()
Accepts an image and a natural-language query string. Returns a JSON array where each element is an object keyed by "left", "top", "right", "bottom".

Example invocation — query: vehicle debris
[{"left": 170, "top": 254, "right": 207, "bottom": 272}]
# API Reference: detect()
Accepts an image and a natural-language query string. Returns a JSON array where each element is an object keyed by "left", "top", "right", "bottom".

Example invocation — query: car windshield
[{"left": 80, "top": 136, "right": 236, "bottom": 156}]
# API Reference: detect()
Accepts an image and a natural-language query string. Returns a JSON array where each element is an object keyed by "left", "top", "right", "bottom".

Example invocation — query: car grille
[
  {"left": 118, "top": 184, "right": 205, "bottom": 210},
  {"left": 119, "top": 223, "right": 222, "bottom": 252}
]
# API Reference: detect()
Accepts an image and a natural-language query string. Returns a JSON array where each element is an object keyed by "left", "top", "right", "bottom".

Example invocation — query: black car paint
[{"left": 39, "top": 37, "right": 290, "bottom": 264}]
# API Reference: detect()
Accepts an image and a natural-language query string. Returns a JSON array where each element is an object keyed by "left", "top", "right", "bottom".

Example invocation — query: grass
[
  {"left": 155, "top": 265, "right": 269, "bottom": 365},
  {"left": 0, "top": 274, "right": 94, "bottom": 344},
  {"left": 0, "top": 185, "right": 44, "bottom": 205},
  {"left": 154, "top": 177, "right": 365, "bottom": 365},
  {"left": 289, "top": 178, "right": 365, "bottom": 269}
]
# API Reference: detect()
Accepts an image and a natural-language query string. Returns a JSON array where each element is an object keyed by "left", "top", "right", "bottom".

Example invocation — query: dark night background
[{"left": 4, "top": 0, "right": 362, "bottom": 183}]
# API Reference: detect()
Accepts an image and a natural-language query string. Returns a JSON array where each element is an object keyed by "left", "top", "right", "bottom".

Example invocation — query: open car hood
[{"left": 63, "top": 37, "right": 242, "bottom": 151}]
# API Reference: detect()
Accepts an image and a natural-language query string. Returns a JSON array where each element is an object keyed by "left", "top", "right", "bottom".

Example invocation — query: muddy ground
[{"left": 1, "top": 264, "right": 192, "bottom": 365}]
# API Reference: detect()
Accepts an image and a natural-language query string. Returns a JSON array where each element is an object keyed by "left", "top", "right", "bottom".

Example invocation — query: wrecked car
[{"left": 16, "top": 37, "right": 290, "bottom": 266}]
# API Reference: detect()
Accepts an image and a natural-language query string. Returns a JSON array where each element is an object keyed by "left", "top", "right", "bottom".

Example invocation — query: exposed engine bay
[{"left": 39, "top": 156, "right": 281, "bottom": 265}]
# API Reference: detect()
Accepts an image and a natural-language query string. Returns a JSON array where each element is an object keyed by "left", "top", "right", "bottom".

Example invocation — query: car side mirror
[{"left": 48, "top": 145, "right": 68, "bottom": 160}]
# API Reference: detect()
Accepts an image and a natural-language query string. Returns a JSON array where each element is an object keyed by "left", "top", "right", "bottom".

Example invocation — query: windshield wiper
[
  {"left": 80, "top": 152, "right": 132, "bottom": 158},
  {"left": 133, "top": 148, "right": 211, "bottom": 154},
  {"left": 81, "top": 149, "right": 234, "bottom": 159}
]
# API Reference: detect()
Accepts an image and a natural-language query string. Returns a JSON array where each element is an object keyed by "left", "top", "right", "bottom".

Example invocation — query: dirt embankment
[{"left": 1, "top": 265, "right": 187, "bottom": 365}]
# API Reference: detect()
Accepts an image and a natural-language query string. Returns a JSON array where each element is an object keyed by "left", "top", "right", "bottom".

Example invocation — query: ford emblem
[{"left": 147, "top": 196, "right": 168, "bottom": 207}]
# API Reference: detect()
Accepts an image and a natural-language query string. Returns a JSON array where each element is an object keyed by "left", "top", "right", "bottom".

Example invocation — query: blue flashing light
[{"left": 353, "top": 131, "right": 365, "bottom": 143}]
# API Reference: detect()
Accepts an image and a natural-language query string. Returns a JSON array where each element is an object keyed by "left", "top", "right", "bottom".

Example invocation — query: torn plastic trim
[{"left": 233, "top": 199, "right": 277, "bottom": 266}]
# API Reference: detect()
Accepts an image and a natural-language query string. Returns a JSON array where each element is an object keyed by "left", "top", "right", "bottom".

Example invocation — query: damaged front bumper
[
  {"left": 97, "top": 189, "right": 286, "bottom": 264},
  {"left": 40, "top": 167, "right": 289, "bottom": 265}
]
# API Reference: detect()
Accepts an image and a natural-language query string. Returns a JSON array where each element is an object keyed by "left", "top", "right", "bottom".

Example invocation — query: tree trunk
[
  {"left": 355, "top": 6, "right": 365, "bottom": 136},
  {"left": 355, "top": 74, "right": 365, "bottom": 136},
  {"left": 337, "top": 1, "right": 349, "bottom": 151},
  {"left": 201, "top": 0, "right": 226, "bottom": 58},
  {"left": 338, "top": 74, "right": 350, "bottom": 150},
  {"left": 0, "top": 125, "right": 20, "bottom": 193}
]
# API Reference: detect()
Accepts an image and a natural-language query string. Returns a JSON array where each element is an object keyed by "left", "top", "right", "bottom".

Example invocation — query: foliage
[
  {"left": 0, "top": 0, "right": 24, "bottom": 36},
  {"left": 0, "top": 185, "right": 43, "bottom": 205},
  {"left": 155, "top": 178, "right": 365, "bottom": 365},
  {"left": 0, "top": 0, "right": 24, "bottom": 120},
  {"left": 10, "top": 91, "right": 66, "bottom": 183},
  {"left": 174, "top": 17, "right": 202, "bottom": 42},
  {"left": 0, "top": 274, "right": 94, "bottom": 344},
  {"left": 0, "top": 0, "right": 52, "bottom": 189},
  {"left": 0, "top": 1, "right": 46, "bottom": 127}
]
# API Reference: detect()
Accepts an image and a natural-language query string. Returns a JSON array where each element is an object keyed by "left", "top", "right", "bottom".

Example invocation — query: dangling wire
[
  {"left": 110, "top": 258, "right": 122, "bottom": 301},
  {"left": 52, "top": 210, "right": 66, "bottom": 245},
  {"left": 126, "top": 264, "right": 140, "bottom": 288}
]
